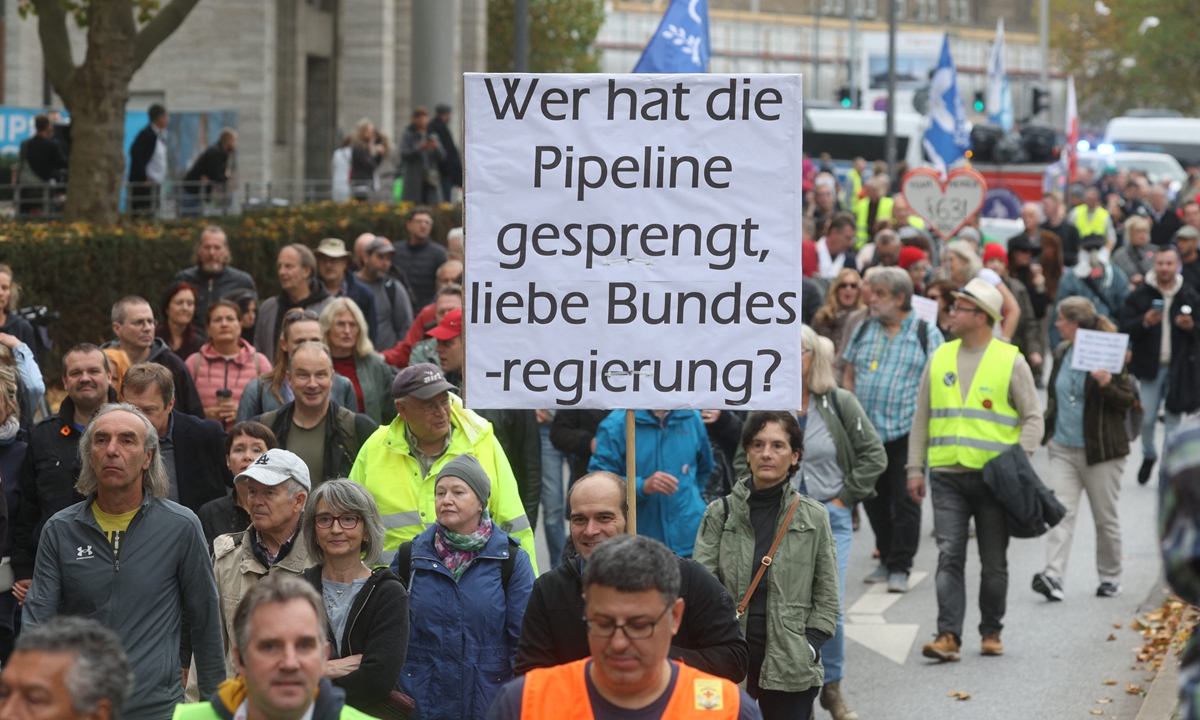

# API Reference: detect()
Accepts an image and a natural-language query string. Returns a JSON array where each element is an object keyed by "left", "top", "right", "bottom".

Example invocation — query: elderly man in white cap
[
  {"left": 906, "top": 278, "right": 1044, "bottom": 663},
  {"left": 211, "top": 449, "right": 315, "bottom": 677}
]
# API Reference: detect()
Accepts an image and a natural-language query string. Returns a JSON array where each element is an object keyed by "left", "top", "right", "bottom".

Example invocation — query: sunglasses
[
  {"left": 837, "top": 283, "right": 859, "bottom": 291},
  {"left": 283, "top": 309, "right": 320, "bottom": 322}
]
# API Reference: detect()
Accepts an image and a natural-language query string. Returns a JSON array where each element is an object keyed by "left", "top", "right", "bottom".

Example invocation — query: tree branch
[
  {"left": 28, "top": 0, "right": 76, "bottom": 101},
  {"left": 132, "top": 0, "right": 203, "bottom": 70}
]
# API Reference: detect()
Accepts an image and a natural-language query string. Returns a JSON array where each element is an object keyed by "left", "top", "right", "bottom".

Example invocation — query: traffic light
[
  {"left": 973, "top": 91, "right": 985, "bottom": 113},
  {"left": 837, "top": 86, "right": 852, "bottom": 108},
  {"left": 1032, "top": 87, "right": 1051, "bottom": 116}
]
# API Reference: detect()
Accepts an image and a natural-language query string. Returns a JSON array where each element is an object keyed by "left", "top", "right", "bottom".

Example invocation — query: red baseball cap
[{"left": 427, "top": 308, "right": 462, "bottom": 340}]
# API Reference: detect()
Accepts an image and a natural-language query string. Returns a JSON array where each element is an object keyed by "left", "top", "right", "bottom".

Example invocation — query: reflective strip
[
  {"left": 382, "top": 510, "right": 424, "bottom": 530},
  {"left": 928, "top": 436, "right": 1017, "bottom": 452},
  {"left": 928, "top": 408, "right": 1021, "bottom": 427},
  {"left": 498, "top": 514, "right": 532, "bottom": 534},
  {"left": 379, "top": 549, "right": 397, "bottom": 566}
]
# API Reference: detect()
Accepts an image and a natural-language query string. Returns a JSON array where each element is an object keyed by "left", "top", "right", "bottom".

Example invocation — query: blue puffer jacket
[
  {"left": 588, "top": 410, "right": 714, "bottom": 556},
  {"left": 393, "top": 523, "right": 533, "bottom": 720}
]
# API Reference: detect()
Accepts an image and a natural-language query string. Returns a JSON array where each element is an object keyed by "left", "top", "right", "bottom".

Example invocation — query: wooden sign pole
[{"left": 625, "top": 409, "right": 637, "bottom": 535}]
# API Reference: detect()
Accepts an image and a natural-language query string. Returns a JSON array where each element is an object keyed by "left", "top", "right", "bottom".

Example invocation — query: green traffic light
[
  {"left": 973, "top": 100, "right": 984, "bottom": 112},
  {"left": 841, "top": 97, "right": 852, "bottom": 108}
]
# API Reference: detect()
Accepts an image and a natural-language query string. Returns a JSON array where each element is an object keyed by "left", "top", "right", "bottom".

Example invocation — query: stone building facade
[{"left": 3, "top": 0, "right": 485, "bottom": 186}]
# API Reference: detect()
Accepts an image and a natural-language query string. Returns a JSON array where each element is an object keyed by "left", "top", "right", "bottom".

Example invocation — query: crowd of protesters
[{"left": 3, "top": 155, "right": 1200, "bottom": 720}]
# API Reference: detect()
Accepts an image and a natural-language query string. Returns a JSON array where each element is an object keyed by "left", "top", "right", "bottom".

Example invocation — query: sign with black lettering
[{"left": 464, "top": 73, "right": 803, "bottom": 410}]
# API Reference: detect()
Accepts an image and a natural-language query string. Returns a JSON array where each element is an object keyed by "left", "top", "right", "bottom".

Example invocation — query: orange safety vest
[{"left": 521, "top": 659, "right": 741, "bottom": 719}]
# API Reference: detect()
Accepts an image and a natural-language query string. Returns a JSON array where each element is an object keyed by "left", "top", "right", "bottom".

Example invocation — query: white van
[
  {"left": 803, "top": 108, "right": 926, "bottom": 168},
  {"left": 1103, "top": 117, "right": 1200, "bottom": 167}
]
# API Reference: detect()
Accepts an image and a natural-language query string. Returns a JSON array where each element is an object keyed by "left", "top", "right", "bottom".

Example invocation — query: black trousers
[
  {"left": 747, "top": 658, "right": 818, "bottom": 720},
  {"left": 863, "top": 434, "right": 923, "bottom": 574}
]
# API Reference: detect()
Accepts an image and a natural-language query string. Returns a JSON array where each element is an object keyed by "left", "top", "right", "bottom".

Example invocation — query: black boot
[{"left": 1138, "top": 458, "right": 1156, "bottom": 486}]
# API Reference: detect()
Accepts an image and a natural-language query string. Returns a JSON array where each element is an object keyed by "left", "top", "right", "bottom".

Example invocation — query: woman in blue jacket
[
  {"left": 588, "top": 409, "right": 714, "bottom": 557},
  {"left": 391, "top": 454, "right": 533, "bottom": 720}
]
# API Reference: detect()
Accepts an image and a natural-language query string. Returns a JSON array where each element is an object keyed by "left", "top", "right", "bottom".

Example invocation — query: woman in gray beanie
[{"left": 391, "top": 453, "right": 535, "bottom": 720}]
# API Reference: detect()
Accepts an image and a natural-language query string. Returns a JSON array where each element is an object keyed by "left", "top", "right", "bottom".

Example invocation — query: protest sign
[
  {"left": 911, "top": 295, "right": 940, "bottom": 326},
  {"left": 463, "top": 74, "right": 803, "bottom": 410},
  {"left": 1070, "top": 329, "right": 1129, "bottom": 373}
]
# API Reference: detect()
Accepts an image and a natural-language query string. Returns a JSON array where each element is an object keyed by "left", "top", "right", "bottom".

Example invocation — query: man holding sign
[
  {"left": 907, "top": 278, "right": 1043, "bottom": 662},
  {"left": 1117, "top": 246, "right": 1200, "bottom": 485}
]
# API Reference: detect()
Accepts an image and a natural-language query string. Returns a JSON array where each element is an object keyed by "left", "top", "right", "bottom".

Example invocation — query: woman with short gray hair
[{"left": 301, "top": 479, "right": 409, "bottom": 714}]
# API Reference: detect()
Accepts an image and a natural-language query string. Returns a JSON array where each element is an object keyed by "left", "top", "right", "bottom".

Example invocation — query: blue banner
[
  {"left": 922, "top": 35, "right": 972, "bottom": 177},
  {"left": 633, "top": 0, "right": 710, "bottom": 73}
]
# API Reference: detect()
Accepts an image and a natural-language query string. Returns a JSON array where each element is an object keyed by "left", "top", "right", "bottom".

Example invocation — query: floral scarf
[{"left": 434, "top": 512, "right": 493, "bottom": 580}]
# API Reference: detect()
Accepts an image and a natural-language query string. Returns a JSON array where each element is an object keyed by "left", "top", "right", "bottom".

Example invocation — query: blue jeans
[
  {"left": 1141, "top": 365, "right": 1181, "bottom": 462},
  {"left": 822, "top": 501, "right": 852, "bottom": 685},
  {"left": 539, "top": 424, "right": 568, "bottom": 567}
]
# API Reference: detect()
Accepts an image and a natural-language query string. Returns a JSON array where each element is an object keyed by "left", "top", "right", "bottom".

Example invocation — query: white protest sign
[
  {"left": 911, "top": 295, "right": 940, "bottom": 326},
  {"left": 464, "top": 74, "right": 803, "bottom": 410},
  {"left": 1070, "top": 329, "right": 1129, "bottom": 373}
]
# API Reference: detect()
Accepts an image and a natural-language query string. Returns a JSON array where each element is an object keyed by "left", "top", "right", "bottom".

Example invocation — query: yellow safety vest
[
  {"left": 846, "top": 168, "right": 864, "bottom": 205},
  {"left": 927, "top": 339, "right": 1022, "bottom": 469},
  {"left": 1073, "top": 206, "right": 1111, "bottom": 240},
  {"left": 853, "top": 195, "right": 894, "bottom": 247},
  {"left": 348, "top": 394, "right": 537, "bottom": 572}
]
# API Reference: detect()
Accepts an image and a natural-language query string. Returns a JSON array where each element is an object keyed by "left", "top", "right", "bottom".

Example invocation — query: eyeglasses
[
  {"left": 284, "top": 309, "right": 320, "bottom": 322},
  {"left": 949, "top": 304, "right": 983, "bottom": 315},
  {"left": 314, "top": 514, "right": 361, "bottom": 530},
  {"left": 583, "top": 604, "right": 671, "bottom": 640},
  {"left": 837, "top": 283, "right": 859, "bottom": 291},
  {"left": 406, "top": 397, "right": 452, "bottom": 416}
]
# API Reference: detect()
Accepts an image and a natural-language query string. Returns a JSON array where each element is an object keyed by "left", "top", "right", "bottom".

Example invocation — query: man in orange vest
[{"left": 486, "top": 535, "right": 762, "bottom": 720}]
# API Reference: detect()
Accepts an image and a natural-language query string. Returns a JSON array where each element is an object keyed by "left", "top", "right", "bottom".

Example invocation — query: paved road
[
  {"left": 835, "top": 428, "right": 1167, "bottom": 720},
  {"left": 530, "top": 424, "right": 1172, "bottom": 720}
]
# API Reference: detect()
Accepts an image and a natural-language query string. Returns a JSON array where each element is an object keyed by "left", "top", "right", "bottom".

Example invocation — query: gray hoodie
[{"left": 23, "top": 493, "right": 224, "bottom": 720}]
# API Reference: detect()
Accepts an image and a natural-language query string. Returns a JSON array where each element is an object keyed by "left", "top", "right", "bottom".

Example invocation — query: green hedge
[{"left": 0, "top": 201, "right": 462, "bottom": 380}]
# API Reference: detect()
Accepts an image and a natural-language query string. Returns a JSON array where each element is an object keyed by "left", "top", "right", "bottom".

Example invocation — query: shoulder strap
[
  {"left": 850, "top": 318, "right": 871, "bottom": 350},
  {"left": 917, "top": 319, "right": 929, "bottom": 356},
  {"left": 828, "top": 389, "right": 844, "bottom": 426},
  {"left": 736, "top": 492, "right": 802, "bottom": 618},
  {"left": 501, "top": 537, "right": 520, "bottom": 591},
  {"left": 396, "top": 541, "right": 413, "bottom": 583}
]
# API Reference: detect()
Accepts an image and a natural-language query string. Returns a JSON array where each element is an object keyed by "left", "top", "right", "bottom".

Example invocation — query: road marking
[{"left": 845, "top": 571, "right": 928, "bottom": 664}]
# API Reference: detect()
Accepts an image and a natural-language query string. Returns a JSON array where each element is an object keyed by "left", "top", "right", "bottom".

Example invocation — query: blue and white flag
[
  {"left": 922, "top": 34, "right": 972, "bottom": 178},
  {"left": 987, "top": 18, "right": 1014, "bottom": 132},
  {"left": 633, "top": 0, "right": 710, "bottom": 73}
]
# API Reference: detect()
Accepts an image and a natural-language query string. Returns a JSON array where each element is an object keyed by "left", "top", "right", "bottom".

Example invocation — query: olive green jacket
[
  {"left": 693, "top": 478, "right": 840, "bottom": 693},
  {"left": 733, "top": 389, "right": 887, "bottom": 506}
]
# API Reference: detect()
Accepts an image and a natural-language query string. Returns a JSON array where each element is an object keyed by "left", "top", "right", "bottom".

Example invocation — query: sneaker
[
  {"left": 887, "top": 571, "right": 910, "bottom": 593},
  {"left": 864, "top": 564, "right": 889, "bottom": 584},
  {"left": 981, "top": 632, "right": 1004, "bottom": 656},
  {"left": 1032, "top": 572, "right": 1064, "bottom": 601},
  {"left": 1097, "top": 582, "right": 1122, "bottom": 598},
  {"left": 1139, "top": 458, "right": 1156, "bottom": 486},
  {"left": 922, "top": 632, "right": 961, "bottom": 662}
]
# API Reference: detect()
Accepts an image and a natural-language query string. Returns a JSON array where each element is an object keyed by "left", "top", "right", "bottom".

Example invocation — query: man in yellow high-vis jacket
[
  {"left": 349, "top": 363, "right": 537, "bottom": 572},
  {"left": 1067, "top": 187, "right": 1116, "bottom": 248},
  {"left": 905, "top": 279, "right": 1043, "bottom": 663}
]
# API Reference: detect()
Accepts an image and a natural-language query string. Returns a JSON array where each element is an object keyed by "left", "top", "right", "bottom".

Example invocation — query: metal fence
[{"left": 3, "top": 178, "right": 401, "bottom": 221}]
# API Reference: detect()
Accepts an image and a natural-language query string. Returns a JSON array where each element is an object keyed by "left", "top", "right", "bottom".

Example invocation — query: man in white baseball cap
[
  {"left": 906, "top": 277, "right": 1043, "bottom": 662},
  {"left": 210, "top": 449, "right": 315, "bottom": 676}
]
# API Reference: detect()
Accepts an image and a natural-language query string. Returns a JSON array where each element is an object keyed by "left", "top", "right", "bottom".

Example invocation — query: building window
[
  {"left": 895, "top": 0, "right": 907, "bottom": 19},
  {"left": 917, "top": 0, "right": 938, "bottom": 22}
]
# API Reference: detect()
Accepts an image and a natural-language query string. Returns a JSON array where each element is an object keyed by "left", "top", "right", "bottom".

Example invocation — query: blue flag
[
  {"left": 633, "top": 0, "right": 710, "bottom": 73},
  {"left": 922, "top": 35, "right": 972, "bottom": 177}
]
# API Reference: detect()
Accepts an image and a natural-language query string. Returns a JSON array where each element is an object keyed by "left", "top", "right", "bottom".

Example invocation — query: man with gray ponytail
[{"left": 21, "top": 402, "right": 224, "bottom": 720}]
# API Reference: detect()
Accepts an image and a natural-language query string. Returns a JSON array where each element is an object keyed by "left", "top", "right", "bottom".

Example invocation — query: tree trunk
[
  {"left": 59, "top": 2, "right": 137, "bottom": 225},
  {"left": 32, "top": 0, "right": 201, "bottom": 224}
]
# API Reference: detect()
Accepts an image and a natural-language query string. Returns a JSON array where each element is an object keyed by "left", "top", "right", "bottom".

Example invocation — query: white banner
[{"left": 463, "top": 73, "right": 803, "bottom": 410}]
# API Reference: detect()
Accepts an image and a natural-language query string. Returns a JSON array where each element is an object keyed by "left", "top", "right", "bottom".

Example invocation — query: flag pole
[{"left": 625, "top": 409, "right": 637, "bottom": 535}]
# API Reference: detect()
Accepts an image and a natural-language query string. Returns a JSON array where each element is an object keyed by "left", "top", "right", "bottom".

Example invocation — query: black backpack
[{"left": 393, "top": 536, "right": 520, "bottom": 589}]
